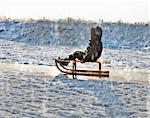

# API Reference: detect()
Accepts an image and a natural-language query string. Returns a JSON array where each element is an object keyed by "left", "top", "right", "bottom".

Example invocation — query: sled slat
[{"left": 56, "top": 59, "right": 111, "bottom": 64}]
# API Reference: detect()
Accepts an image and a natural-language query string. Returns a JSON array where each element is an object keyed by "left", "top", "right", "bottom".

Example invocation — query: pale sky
[{"left": 0, "top": 0, "right": 149, "bottom": 23}]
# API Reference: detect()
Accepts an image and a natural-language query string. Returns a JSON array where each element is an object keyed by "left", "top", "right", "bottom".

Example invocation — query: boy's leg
[
  {"left": 59, "top": 51, "right": 85, "bottom": 66},
  {"left": 69, "top": 51, "right": 85, "bottom": 60}
]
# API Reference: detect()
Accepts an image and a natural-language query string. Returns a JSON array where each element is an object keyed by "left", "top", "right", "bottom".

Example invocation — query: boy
[{"left": 61, "top": 26, "right": 103, "bottom": 66}]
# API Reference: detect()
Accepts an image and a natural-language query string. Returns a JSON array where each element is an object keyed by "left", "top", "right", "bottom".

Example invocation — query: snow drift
[{"left": 0, "top": 20, "right": 149, "bottom": 51}]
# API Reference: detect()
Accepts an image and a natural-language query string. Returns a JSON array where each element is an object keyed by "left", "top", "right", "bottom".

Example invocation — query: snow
[
  {"left": 0, "top": 19, "right": 149, "bottom": 117},
  {"left": 0, "top": 20, "right": 150, "bottom": 69}
]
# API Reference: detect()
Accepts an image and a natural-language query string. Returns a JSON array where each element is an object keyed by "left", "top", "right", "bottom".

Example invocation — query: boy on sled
[{"left": 60, "top": 26, "right": 103, "bottom": 66}]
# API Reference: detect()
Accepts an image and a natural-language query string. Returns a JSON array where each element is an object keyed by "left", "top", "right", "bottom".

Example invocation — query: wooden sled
[{"left": 55, "top": 58, "right": 110, "bottom": 79}]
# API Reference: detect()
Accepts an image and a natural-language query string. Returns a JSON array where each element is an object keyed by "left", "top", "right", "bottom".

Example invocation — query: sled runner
[{"left": 55, "top": 58, "right": 110, "bottom": 79}]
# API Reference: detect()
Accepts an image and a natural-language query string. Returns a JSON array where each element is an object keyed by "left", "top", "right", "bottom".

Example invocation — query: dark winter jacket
[{"left": 84, "top": 27, "right": 103, "bottom": 62}]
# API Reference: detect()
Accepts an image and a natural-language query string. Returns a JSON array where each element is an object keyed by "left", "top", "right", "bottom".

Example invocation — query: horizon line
[{"left": 0, "top": 16, "right": 149, "bottom": 24}]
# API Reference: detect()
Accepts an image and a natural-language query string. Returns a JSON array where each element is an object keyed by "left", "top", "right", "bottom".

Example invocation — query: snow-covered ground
[
  {"left": 0, "top": 20, "right": 150, "bottom": 69},
  {"left": 0, "top": 19, "right": 150, "bottom": 117}
]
